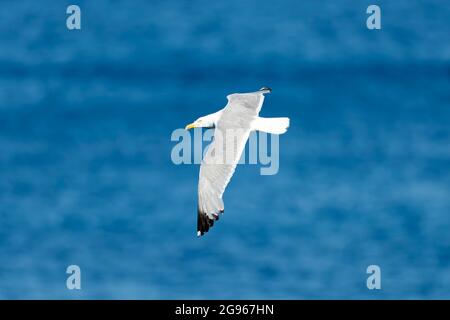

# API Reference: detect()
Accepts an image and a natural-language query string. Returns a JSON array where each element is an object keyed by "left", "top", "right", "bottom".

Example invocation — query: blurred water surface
[{"left": 0, "top": 0, "right": 449, "bottom": 298}]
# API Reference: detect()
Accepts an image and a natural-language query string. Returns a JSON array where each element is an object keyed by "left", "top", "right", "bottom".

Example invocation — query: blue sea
[{"left": 0, "top": 0, "right": 449, "bottom": 299}]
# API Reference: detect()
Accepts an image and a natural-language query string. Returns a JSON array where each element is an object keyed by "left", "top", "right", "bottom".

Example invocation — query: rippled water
[{"left": 0, "top": 0, "right": 449, "bottom": 299}]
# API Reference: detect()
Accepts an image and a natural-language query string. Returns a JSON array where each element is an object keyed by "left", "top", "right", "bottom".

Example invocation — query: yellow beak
[{"left": 185, "top": 123, "right": 196, "bottom": 130}]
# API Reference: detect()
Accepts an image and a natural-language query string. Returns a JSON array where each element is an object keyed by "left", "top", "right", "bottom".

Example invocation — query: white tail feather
[{"left": 252, "top": 117, "right": 290, "bottom": 134}]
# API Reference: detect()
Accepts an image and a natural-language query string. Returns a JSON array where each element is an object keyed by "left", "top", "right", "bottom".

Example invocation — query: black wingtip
[
  {"left": 259, "top": 86, "right": 272, "bottom": 93},
  {"left": 197, "top": 207, "right": 224, "bottom": 237}
]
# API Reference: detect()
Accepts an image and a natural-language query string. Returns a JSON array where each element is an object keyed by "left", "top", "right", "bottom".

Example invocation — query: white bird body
[{"left": 185, "top": 87, "right": 290, "bottom": 236}]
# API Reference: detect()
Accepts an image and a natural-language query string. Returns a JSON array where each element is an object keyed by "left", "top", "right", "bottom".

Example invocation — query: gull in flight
[{"left": 185, "top": 87, "right": 290, "bottom": 236}]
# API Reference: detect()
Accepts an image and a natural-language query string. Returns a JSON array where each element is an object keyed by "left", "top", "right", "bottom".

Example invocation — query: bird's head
[{"left": 185, "top": 114, "right": 217, "bottom": 130}]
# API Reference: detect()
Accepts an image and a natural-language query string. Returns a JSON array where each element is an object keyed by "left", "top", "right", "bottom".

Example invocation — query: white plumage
[{"left": 185, "top": 87, "right": 290, "bottom": 236}]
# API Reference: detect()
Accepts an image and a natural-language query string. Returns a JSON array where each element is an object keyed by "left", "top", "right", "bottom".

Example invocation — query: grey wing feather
[{"left": 197, "top": 92, "right": 264, "bottom": 236}]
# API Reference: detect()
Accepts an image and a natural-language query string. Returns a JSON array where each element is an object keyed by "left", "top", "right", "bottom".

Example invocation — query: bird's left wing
[{"left": 197, "top": 92, "right": 263, "bottom": 236}]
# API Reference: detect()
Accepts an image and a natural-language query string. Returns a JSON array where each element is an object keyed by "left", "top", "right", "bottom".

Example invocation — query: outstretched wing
[{"left": 197, "top": 92, "right": 265, "bottom": 236}]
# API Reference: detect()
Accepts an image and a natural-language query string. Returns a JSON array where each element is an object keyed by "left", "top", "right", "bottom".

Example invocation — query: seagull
[{"left": 185, "top": 87, "right": 290, "bottom": 236}]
